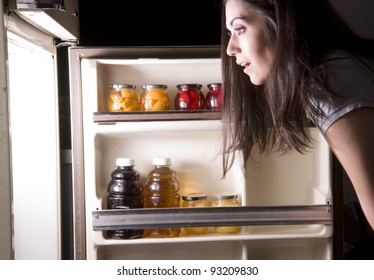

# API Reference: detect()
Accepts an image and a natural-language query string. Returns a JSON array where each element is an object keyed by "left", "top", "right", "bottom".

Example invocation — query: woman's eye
[{"left": 234, "top": 27, "right": 245, "bottom": 35}]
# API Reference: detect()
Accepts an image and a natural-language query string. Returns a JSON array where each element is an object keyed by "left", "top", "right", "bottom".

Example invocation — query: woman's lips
[{"left": 241, "top": 63, "right": 250, "bottom": 74}]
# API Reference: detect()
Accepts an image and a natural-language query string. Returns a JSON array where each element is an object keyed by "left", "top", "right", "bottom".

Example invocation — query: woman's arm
[{"left": 324, "top": 107, "right": 374, "bottom": 230}]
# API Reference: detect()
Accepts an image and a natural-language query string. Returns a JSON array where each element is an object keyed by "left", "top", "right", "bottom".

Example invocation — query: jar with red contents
[
  {"left": 205, "top": 83, "right": 222, "bottom": 110},
  {"left": 197, "top": 84, "right": 205, "bottom": 109},
  {"left": 175, "top": 84, "right": 203, "bottom": 110}
]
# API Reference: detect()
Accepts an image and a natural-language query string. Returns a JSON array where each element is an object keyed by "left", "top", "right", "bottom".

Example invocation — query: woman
[{"left": 220, "top": 0, "right": 374, "bottom": 230}]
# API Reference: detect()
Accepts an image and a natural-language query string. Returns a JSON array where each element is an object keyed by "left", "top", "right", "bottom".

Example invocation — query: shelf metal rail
[{"left": 92, "top": 205, "right": 332, "bottom": 230}]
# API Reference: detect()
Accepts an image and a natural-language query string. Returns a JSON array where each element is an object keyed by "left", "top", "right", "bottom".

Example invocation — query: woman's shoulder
[
  {"left": 320, "top": 49, "right": 374, "bottom": 73},
  {"left": 314, "top": 49, "right": 374, "bottom": 133},
  {"left": 319, "top": 48, "right": 374, "bottom": 92}
]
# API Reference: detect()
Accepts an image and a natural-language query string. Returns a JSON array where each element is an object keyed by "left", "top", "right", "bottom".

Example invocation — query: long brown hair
[{"left": 220, "top": 0, "right": 366, "bottom": 177}]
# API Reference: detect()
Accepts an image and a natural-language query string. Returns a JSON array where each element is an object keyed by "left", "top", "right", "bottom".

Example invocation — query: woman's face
[{"left": 225, "top": 0, "right": 274, "bottom": 85}]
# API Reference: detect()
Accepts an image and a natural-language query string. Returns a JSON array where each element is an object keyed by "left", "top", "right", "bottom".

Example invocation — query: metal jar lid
[
  {"left": 110, "top": 84, "right": 136, "bottom": 89},
  {"left": 211, "top": 191, "right": 238, "bottom": 200},
  {"left": 207, "top": 83, "right": 222, "bottom": 88},
  {"left": 141, "top": 84, "right": 167, "bottom": 89},
  {"left": 176, "top": 84, "right": 202, "bottom": 89},
  {"left": 182, "top": 192, "right": 208, "bottom": 201}
]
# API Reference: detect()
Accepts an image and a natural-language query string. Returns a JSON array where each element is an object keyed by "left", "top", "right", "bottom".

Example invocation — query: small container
[
  {"left": 181, "top": 192, "right": 209, "bottom": 235},
  {"left": 197, "top": 84, "right": 206, "bottom": 109},
  {"left": 143, "top": 157, "right": 180, "bottom": 237},
  {"left": 140, "top": 84, "right": 170, "bottom": 111},
  {"left": 205, "top": 83, "right": 222, "bottom": 110},
  {"left": 175, "top": 84, "right": 203, "bottom": 110},
  {"left": 107, "top": 84, "right": 140, "bottom": 112},
  {"left": 211, "top": 192, "right": 241, "bottom": 234}
]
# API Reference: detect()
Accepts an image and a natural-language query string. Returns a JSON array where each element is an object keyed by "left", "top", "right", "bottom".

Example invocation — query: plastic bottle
[
  {"left": 143, "top": 157, "right": 181, "bottom": 237},
  {"left": 106, "top": 157, "right": 144, "bottom": 239}
]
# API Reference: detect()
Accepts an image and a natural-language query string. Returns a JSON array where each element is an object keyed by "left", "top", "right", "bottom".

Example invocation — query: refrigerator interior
[{"left": 73, "top": 48, "right": 333, "bottom": 259}]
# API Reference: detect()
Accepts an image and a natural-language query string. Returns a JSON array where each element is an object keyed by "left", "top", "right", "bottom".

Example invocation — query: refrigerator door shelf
[
  {"left": 93, "top": 110, "right": 222, "bottom": 123},
  {"left": 92, "top": 205, "right": 332, "bottom": 231},
  {"left": 91, "top": 205, "right": 332, "bottom": 246}
]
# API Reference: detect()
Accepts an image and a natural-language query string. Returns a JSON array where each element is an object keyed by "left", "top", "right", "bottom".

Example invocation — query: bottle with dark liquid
[
  {"left": 143, "top": 157, "right": 181, "bottom": 238},
  {"left": 106, "top": 157, "right": 144, "bottom": 239}
]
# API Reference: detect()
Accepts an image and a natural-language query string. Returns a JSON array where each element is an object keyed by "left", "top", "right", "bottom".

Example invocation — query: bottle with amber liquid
[
  {"left": 143, "top": 157, "right": 181, "bottom": 238},
  {"left": 106, "top": 157, "right": 144, "bottom": 239}
]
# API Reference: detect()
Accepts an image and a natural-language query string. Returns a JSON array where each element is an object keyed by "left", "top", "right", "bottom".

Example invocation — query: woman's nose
[{"left": 226, "top": 37, "right": 238, "bottom": 56}]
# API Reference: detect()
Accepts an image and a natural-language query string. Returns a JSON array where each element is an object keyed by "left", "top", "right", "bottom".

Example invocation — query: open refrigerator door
[{"left": 0, "top": 0, "right": 78, "bottom": 259}]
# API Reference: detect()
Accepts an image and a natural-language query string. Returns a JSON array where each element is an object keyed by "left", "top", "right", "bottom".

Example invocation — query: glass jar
[
  {"left": 198, "top": 84, "right": 206, "bottom": 109},
  {"left": 205, "top": 83, "right": 222, "bottom": 110},
  {"left": 107, "top": 84, "right": 140, "bottom": 112},
  {"left": 140, "top": 84, "right": 170, "bottom": 111},
  {"left": 181, "top": 192, "right": 209, "bottom": 235},
  {"left": 211, "top": 192, "right": 241, "bottom": 234},
  {"left": 175, "top": 84, "right": 203, "bottom": 110}
]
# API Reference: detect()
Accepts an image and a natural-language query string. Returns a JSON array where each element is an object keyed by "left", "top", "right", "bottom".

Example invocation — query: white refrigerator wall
[{"left": 76, "top": 55, "right": 332, "bottom": 259}]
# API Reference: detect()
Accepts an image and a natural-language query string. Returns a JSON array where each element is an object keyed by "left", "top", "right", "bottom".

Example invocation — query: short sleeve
[{"left": 314, "top": 50, "right": 374, "bottom": 133}]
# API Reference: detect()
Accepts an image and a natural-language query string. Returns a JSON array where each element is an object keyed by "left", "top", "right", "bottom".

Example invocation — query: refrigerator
[
  {"left": 67, "top": 45, "right": 336, "bottom": 260},
  {"left": 7, "top": 0, "right": 374, "bottom": 260}
]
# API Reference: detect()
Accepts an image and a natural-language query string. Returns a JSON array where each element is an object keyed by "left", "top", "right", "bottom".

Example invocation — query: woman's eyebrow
[{"left": 229, "top": 17, "right": 244, "bottom": 27}]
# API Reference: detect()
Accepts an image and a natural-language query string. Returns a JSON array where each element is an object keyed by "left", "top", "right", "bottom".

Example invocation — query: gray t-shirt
[{"left": 314, "top": 50, "right": 374, "bottom": 133}]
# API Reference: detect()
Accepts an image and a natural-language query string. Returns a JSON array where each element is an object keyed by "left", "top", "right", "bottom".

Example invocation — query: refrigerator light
[{"left": 18, "top": 10, "right": 76, "bottom": 41}]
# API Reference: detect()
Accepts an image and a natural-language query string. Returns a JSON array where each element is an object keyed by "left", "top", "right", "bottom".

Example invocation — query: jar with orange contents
[
  {"left": 107, "top": 84, "right": 140, "bottom": 112},
  {"left": 140, "top": 84, "right": 170, "bottom": 111}
]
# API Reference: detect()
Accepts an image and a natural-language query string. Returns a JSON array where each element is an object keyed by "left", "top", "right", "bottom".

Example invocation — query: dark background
[{"left": 78, "top": 0, "right": 222, "bottom": 46}]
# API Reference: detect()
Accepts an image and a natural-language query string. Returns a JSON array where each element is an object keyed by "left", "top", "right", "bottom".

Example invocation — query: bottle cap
[
  {"left": 116, "top": 157, "right": 135, "bottom": 167},
  {"left": 152, "top": 157, "right": 171, "bottom": 166}
]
